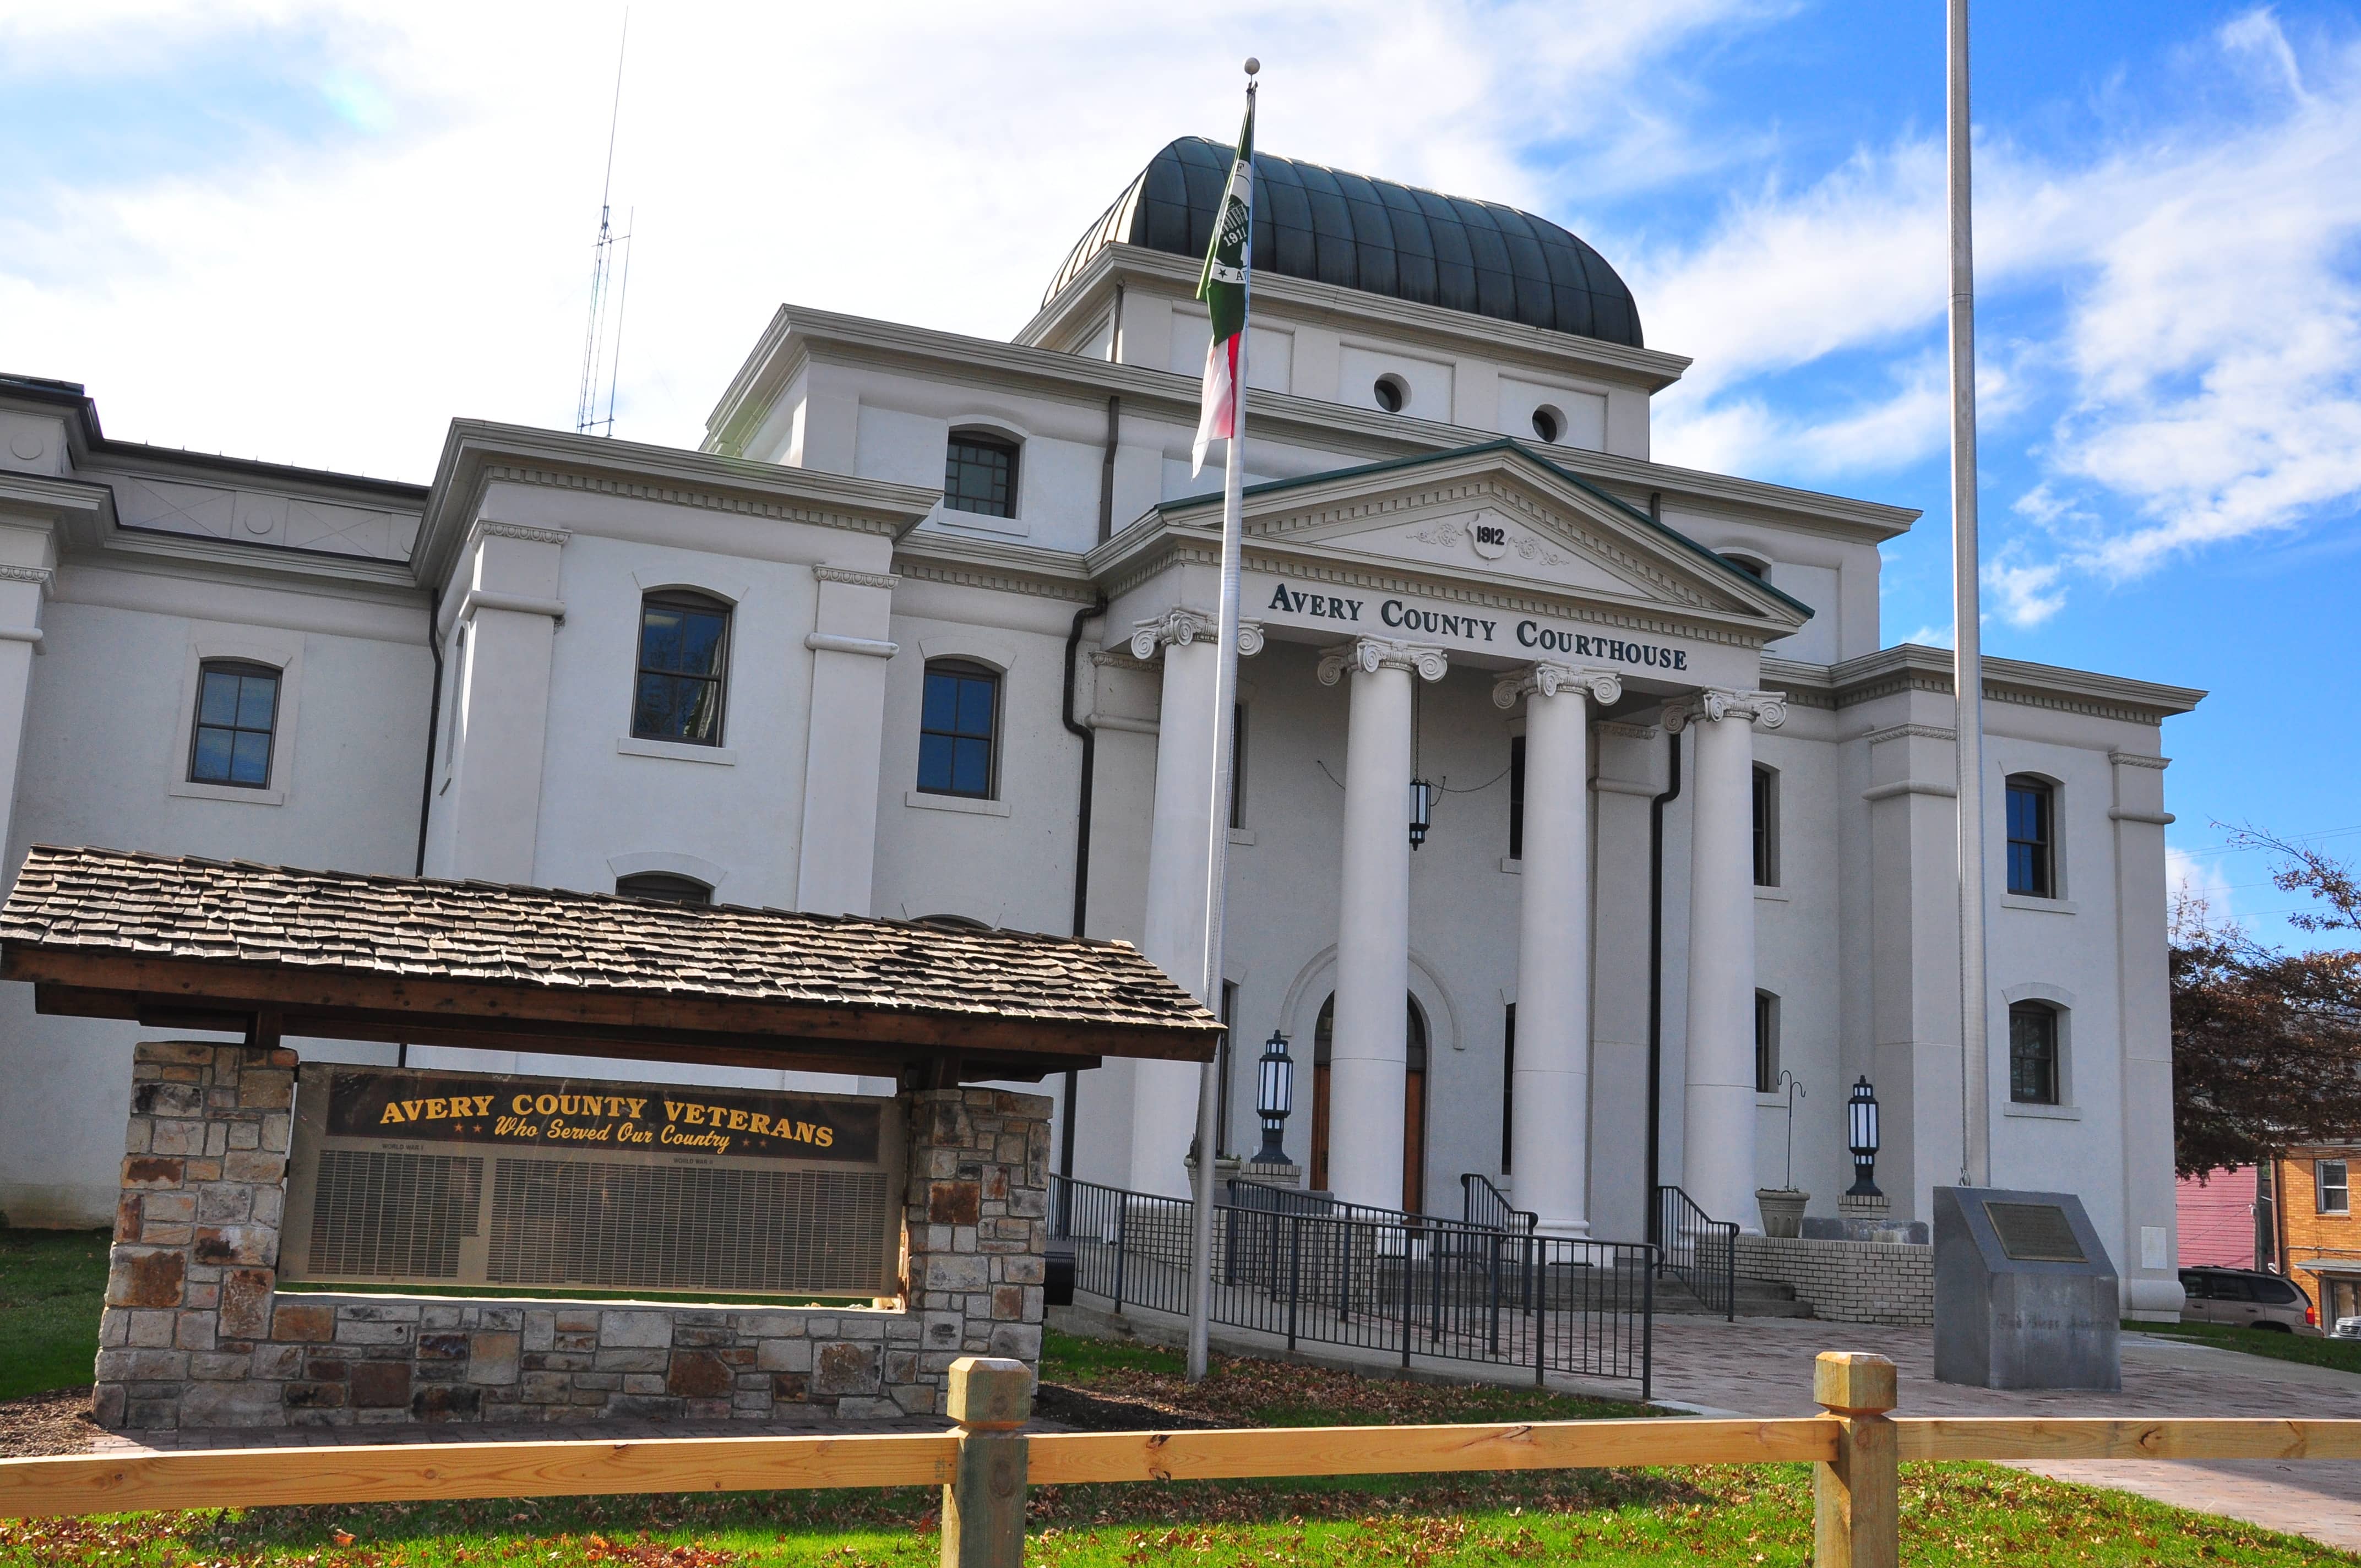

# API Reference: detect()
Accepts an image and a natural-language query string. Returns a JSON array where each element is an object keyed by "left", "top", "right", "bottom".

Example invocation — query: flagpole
[
  {"left": 1947, "top": 0, "right": 1992, "bottom": 1189},
  {"left": 1187, "top": 59, "right": 1258, "bottom": 1385}
]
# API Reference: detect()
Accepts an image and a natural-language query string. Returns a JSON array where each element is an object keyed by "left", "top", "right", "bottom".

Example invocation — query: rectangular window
[
  {"left": 189, "top": 661, "right": 282, "bottom": 787},
  {"left": 633, "top": 593, "right": 731, "bottom": 744},
  {"left": 918, "top": 661, "right": 999, "bottom": 798},
  {"left": 2006, "top": 777, "right": 2054, "bottom": 897},
  {"left": 1228, "top": 703, "right": 1247, "bottom": 831},
  {"left": 2009, "top": 1002, "right": 2060, "bottom": 1104},
  {"left": 2322, "top": 1159, "right": 2351, "bottom": 1216},
  {"left": 1754, "top": 991, "right": 1780, "bottom": 1093},
  {"left": 1508, "top": 736, "right": 1526, "bottom": 861},
  {"left": 1500, "top": 1003, "right": 1516, "bottom": 1173},
  {"left": 1752, "top": 765, "right": 1778, "bottom": 887},
  {"left": 944, "top": 433, "right": 1018, "bottom": 518}
]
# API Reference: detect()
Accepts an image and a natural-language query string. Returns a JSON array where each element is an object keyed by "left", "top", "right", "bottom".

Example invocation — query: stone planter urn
[{"left": 1756, "top": 1188, "right": 1810, "bottom": 1239}]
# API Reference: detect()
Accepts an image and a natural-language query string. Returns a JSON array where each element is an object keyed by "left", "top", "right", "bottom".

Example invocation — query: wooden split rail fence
[{"left": 5, "top": 1353, "right": 2361, "bottom": 1568}]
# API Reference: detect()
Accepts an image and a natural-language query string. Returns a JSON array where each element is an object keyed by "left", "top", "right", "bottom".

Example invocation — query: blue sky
[{"left": 4, "top": 0, "right": 2357, "bottom": 941}]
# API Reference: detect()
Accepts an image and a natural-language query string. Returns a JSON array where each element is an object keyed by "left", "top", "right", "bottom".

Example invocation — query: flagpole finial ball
[{"left": 1244, "top": 57, "right": 1260, "bottom": 75}]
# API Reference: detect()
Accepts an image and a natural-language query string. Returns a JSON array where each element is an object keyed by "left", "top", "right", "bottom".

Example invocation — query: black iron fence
[
  {"left": 1653, "top": 1184, "right": 1737, "bottom": 1320},
  {"left": 1460, "top": 1172, "right": 1536, "bottom": 1234},
  {"left": 1049, "top": 1174, "right": 1653, "bottom": 1398}
]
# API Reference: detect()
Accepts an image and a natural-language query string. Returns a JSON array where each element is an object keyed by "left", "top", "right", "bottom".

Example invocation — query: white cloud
[
  {"left": 2166, "top": 843, "right": 2241, "bottom": 924},
  {"left": 1637, "top": 9, "right": 2361, "bottom": 620},
  {"left": 0, "top": 0, "right": 1777, "bottom": 480}
]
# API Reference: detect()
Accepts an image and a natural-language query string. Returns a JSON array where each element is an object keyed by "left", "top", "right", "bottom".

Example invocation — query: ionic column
[
  {"left": 1318, "top": 636, "right": 1448, "bottom": 1211},
  {"left": 1664, "top": 688, "right": 1788, "bottom": 1230},
  {"left": 1127, "top": 608, "right": 1260, "bottom": 1196},
  {"left": 1492, "top": 662, "right": 1621, "bottom": 1238}
]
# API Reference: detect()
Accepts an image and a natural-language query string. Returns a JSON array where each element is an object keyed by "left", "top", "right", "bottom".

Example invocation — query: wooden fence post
[
  {"left": 941, "top": 1355, "right": 1031, "bottom": 1568},
  {"left": 1812, "top": 1351, "right": 1898, "bottom": 1568}
]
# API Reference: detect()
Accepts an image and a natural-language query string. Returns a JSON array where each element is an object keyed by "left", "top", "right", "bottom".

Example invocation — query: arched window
[
  {"left": 1754, "top": 990, "right": 1781, "bottom": 1093},
  {"left": 633, "top": 591, "right": 732, "bottom": 745},
  {"left": 615, "top": 872, "right": 712, "bottom": 906},
  {"left": 188, "top": 660, "right": 283, "bottom": 787},
  {"left": 944, "top": 430, "right": 1020, "bottom": 518},
  {"left": 2006, "top": 775, "right": 2055, "bottom": 897},
  {"left": 1752, "top": 764, "right": 1780, "bottom": 888},
  {"left": 2008, "top": 1000, "right": 2061, "bottom": 1104},
  {"left": 918, "top": 660, "right": 1000, "bottom": 798}
]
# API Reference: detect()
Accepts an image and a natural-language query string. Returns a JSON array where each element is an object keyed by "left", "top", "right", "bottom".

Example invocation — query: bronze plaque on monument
[{"left": 282, "top": 1065, "right": 906, "bottom": 1298}]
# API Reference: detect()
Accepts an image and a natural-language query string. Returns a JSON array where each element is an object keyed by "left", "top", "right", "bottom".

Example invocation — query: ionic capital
[
  {"left": 1128, "top": 608, "right": 1264, "bottom": 661},
  {"left": 1491, "top": 662, "right": 1621, "bottom": 712},
  {"left": 1661, "top": 688, "right": 1789, "bottom": 733},
  {"left": 1316, "top": 637, "right": 1449, "bottom": 687}
]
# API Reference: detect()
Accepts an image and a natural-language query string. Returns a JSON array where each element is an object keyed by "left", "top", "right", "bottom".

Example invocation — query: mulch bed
[{"left": 0, "top": 1386, "right": 99, "bottom": 1458}]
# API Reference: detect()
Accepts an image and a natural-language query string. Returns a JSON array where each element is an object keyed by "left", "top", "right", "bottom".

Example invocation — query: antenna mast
[{"left": 575, "top": 13, "right": 633, "bottom": 437}]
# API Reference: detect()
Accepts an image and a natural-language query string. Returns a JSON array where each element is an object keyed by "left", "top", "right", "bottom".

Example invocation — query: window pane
[
  {"left": 192, "top": 727, "right": 234, "bottom": 782},
  {"left": 2209, "top": 1275, "right": 2254, "bottom": 1302},
  {"left": 2007, "top": 786, "right": 2036, "bottom": 841},
  {"left": 640, "top": 605, "right": 726, "bottom": 677},
  {"left": 198, "top": 672, "right": 241, "bottom": 727},
  {"left": 945, "top": 439, "right": 1015, "bottom": 518},
  {"left": 634, "top": 673, "right": 711, "bottom": 739},
  {"left": 2007, "top": 843, "right": 2034, "bottom": 896},
  {"left": 954, "top": 675, "right": 994, "bottom": 737},
  {"left": 917, "top": 732, "right": 956, "bottom": 793},
  {"left": 922, "top": 672, "right": 960, "bottom": 733},
  {"left": 229, "top": 729, "right": 271, "bottom": 785},
  {"left": 951, "top": 736, "right": 990, "bottom": 796},
  {"left": 235, "top": 674, "right": 278, "bottom": 729},
  {"left": 2009, "top": 1005, "right": 2056, "bottom": 1103}
]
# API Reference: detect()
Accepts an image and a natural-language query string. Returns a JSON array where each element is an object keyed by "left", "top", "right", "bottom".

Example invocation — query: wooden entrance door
[{"left": 1309, "top": 994, "right": 1430, "bottom": 1211}]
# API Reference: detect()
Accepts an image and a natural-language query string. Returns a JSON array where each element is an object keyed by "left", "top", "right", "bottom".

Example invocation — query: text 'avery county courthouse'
[{"left": 0, "top": 137, "right": 2200, "bottom": 1316}]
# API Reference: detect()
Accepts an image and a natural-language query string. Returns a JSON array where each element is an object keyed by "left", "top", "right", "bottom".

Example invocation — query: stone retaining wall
[
  {"left": 94, "top": 1042, "right": 1049, "bottom": 1430},
  {"left": 1734, "top": 1233, "right": 1934, "bottom": 1325}
]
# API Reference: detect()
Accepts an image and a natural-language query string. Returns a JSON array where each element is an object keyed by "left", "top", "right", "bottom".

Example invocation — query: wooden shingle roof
[{"left": 0, "top": 846, "right": 1221, "bottom": 1080}]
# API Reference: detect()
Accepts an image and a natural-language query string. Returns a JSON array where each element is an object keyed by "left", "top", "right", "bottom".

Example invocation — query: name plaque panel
[
  {"left": 283, "top": 1065, "right": 906, "bottom": 1299},
  {"left": 1985, "top": 1201, "right": 2088, "bottom": 1264}
]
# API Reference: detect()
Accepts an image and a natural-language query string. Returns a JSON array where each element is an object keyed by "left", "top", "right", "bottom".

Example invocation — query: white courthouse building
[{"left": 0, "top": 138, "right": 2198, "bottom": 1315}]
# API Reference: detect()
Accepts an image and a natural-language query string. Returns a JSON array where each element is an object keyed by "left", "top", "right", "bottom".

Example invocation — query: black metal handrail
[
  {"left": 1653, "top": 1184, "right": 1737, "bottom": 1321},
  {"left": 1051, "top": 1173, "right": 1654, "bottom": 1398},
  {"left": 1459, "top": 1173, "right": 1538, "bottom": 1234}
]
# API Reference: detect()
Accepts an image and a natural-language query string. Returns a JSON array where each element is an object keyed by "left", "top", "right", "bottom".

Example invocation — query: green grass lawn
[
  {"left": 0, "top": 1226, "right": 108, "bottom": 1402},
  {"left": 1, "top": 1327, "right": 2348, "bottom": 1566},
  {"left": 2130, "top": 1316, "right": 2361, "bottom": 1374}
]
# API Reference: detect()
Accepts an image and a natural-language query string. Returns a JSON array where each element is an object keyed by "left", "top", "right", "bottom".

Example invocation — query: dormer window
[{"left": 944, "top": 431, "right": 1019, "bottom": 519}]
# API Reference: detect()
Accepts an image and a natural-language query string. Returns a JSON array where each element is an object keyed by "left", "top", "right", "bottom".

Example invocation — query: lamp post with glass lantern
[{"left": 1252, "top": 1028, "right": 1296, "bottom": 1168}]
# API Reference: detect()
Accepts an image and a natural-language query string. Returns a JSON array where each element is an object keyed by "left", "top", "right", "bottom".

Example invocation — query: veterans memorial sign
[{"left": 283, "top": 1065, "right": 906, "bottom": 1298}]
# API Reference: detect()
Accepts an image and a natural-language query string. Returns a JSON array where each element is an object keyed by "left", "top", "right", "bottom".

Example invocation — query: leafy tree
[{"left": 2170, "top": 831, "right": 2361, "bottom": 1178}]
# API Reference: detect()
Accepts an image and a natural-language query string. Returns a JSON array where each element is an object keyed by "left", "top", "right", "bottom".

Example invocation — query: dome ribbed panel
[{"left": 1046, "top": 137, "right": 1642, "bottom": 349}]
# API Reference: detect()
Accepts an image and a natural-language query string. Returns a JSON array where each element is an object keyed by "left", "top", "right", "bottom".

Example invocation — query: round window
[
  {"left": 1531, "top": 405, "right": 1563, "bottom": 444},
  {"left": 1373, "top": 374, "right": 1408, "bottom": 414}
]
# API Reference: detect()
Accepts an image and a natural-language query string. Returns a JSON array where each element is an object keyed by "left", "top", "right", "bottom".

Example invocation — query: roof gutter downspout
[
  {"left": 406, "top": 588, "right": 445, "bottom": 1070},
  {"left": 1644, "top": 491, "right": 1676, "bottom": 1247},
  {"left": 1060, "top": 593, "right": 1108, "bottom": 1184}
]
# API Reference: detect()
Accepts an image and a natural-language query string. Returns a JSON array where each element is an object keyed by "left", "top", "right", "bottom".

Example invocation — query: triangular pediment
[{"left": 1203, "top": 442, "right": 1809, "bottom": 633}]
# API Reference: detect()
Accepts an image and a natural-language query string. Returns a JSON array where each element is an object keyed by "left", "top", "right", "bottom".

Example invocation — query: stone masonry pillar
[
  {"left": 95, "top": 1041, "right": 295, "bottom": 1430},
  {"left": 1666, "top": 688, "right": 1787, "bottom": 1231},
  {"left": 1494, "top": 662, "right": 1620, "bottom": 1238},
  {"left": 903, "top": 1087, "right": 1053, "bottom": 1409},
  {"left": 1319, "top": 636, "right": 1447, "bottom": 1212}
]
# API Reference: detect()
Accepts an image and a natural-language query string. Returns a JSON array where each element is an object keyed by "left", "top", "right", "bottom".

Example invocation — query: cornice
[
  {"left": 891, "top": 531, "right": 1097, "bottom": 605},
  {"left": 1863, "top": 722, "right": 1959, "bottom": 746},
  {"left": 418, "top": 419, "right": 939, "bottom": 592},
  {"left": 473, "top": 519, "right": 572, "bottom": 548},
  {"left": 1596, "top": 720, "right": 1661, "bottom": 742},
  {"left": 1018, "top": 243, "right": 1695, "bottom": 391},
  {"left": 703, "top": 303, "right": 1918, "bottom": 542},
  {"left": 2110, "top": 751, "right": 2172, "bottom": 770},
  {"left": 1825, "top": 644, "right": 2206, "bottom": 726}
]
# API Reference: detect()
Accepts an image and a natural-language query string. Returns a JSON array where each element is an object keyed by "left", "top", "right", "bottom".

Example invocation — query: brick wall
[
  {"left": 2275, "top": 1146, "right": 2361, "bottom": 1325},
  {"left": 1733, "top": 1233, "right": 1934, "bottom": 1325},
  {"left": 93, "top": 1043, "right": 1050, "bottom": 1430}
]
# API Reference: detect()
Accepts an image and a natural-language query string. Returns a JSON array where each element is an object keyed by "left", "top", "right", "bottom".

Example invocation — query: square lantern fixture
[
  {"left": 1253, "top": 1029, "right": 1295, "bottom": 1166},
  {"left": 1408, "top": 777, "right": 1435, "bottom": 849},
  {"left": 1846, "top": 1075, "right": 1883, "bottom": 1198}
]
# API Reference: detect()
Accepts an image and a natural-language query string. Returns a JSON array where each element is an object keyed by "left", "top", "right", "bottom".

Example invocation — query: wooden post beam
[
  {"left": 940, "top": 1356, "right": 1031, "bottom": 1568},
  {"left": 1813, "top": 1351, "right": 1898, "bottom": 1568}
]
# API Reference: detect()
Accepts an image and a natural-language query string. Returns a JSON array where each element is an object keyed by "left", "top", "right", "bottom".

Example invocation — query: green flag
[{"left": 1190, "top": 89, "right": 1256, "bottom": 475}]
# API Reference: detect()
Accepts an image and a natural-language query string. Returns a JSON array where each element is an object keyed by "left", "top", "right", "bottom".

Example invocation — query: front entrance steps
[{"left": 1656, "top": 1273, "right": 1814, "bottom": 1318}]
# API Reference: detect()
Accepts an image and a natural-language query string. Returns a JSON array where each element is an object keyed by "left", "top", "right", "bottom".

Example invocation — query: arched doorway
[{"left": 1310, "top": 994, "right": 1429, "bottom": 1212}]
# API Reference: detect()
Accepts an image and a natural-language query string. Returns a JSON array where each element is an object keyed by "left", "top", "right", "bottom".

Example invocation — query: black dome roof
[{"left": 1047, "top": 137, "right": 1642, "bottom": 349}]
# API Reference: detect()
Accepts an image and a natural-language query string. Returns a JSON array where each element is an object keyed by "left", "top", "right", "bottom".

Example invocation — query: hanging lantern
[
  {"left": 1253, "top": 1029, "right": 1296, "bottom": 1166},
  {"left": 1408, "top": 777, "right": 1435, "bottom": 849},
  {"left": 1846, "top": 1075, "right": 1883, "bottom": 1197}
]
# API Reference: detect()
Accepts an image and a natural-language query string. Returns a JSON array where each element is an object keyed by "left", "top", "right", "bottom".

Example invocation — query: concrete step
[{"left": 1654, "top": 1275, "right": 1815, "bottom": 1319}]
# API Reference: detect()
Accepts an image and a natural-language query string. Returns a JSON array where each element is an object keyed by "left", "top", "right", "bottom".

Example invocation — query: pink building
[{"left": 2178, "top": 1166, "right": 2260, "bottom": 1268}]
